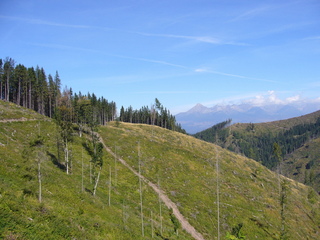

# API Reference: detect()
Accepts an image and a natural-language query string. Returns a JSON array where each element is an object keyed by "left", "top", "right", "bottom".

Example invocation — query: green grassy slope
[
  {"left": 0, "top": 101, "right": 319, "bottom": 239},
  {"left": 194, "top": 111, "right": 320, "bottom": 193},
  {"left": 0, "top": 101, "right": 46, "bottom": 121},
  {"left": 0, "top": 102, "right": 193, "bottom": 239},
  {"left": 100, "top": 122, "right": 320, "bottom": 239}
]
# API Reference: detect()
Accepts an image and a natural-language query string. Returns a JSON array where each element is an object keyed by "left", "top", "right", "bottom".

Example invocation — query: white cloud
[
  {"left": 286, "top": 95, "right": 301, "bottom": 103},
  {"left": 194, "top": 68, "right": 277, "bottom": 83},
  {"left": 244, "top": 91, "right": 284, "bottom": 106},
  {"left": 175, "top": 91, "right": 320, "bottom": 114},
  {"left": 242, "top": 91, "right": 320, "bottom": 107}
]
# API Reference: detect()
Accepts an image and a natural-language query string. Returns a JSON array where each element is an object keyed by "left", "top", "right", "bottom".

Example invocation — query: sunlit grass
[{"left": 0, "top": 102, "right": 319, "bottom": 239}]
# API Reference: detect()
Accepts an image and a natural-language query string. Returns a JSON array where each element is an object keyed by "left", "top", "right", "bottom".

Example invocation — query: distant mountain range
[{"left": 176, "top": 101, "right": 320, "bottom": 134}]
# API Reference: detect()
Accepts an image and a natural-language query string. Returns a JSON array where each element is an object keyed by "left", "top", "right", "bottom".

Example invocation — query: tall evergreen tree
[
  {"left": 47, "top": 74, "right": 59, "bottom": 118},
  {"left": 0, "top": 59, "right": 3, "bottom": 100},
  {"left": 13, "top": 64, "right": 27, "bottom": 106},
  {"left": 3, "top": 57, "right": 15, "bottom": 101},
  {"left": 53, "top": 71, "right": 61, "bottom": 110},
  {"left": 27, "top": 67, "right": 36, "bottom": 110}
]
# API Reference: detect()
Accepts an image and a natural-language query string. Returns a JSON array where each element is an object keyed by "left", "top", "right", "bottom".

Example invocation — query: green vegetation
[
  {"left": 194, "top": 111, "right": 320, "bottom": 192},
  {"left": 119, "top": 98, "right": 186, "bottom": 133},
  {"left": 100, "top": 121, "right": 320, "bottom": 239},
  {"left": 0, "top": 56, "right": 185, "bottom": 134},
  {"left": 225, "top": 223, "right": 246, "bottom": 240},
  {"left": 282, "top": 137, "right": 320, "bottom": 193},
  {"left": 1, "top": 101, "right": 320, "bottom": 239},
  {"left": 0, "top": 101, "right": 192, "bottom": 239}
]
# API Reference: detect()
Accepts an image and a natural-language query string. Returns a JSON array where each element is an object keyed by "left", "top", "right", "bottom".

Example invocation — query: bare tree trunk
[
  {"left": 65, "top": 140, "right": 69, "bottom": 174},
  {"left": 6, "top": 74, "right": 9, "bottom": 101},
  {"left": 138, "top": 142, "right": 144, "bottom": 237},
  {"left": 151, "top": 211, "right": 154, "bottom": 238},
  {"left": 0, "top": 81, "right": 2, "bottom": 100},
  {"left": 114, "top": 146, "right": 117, "bottom": 185},
  {"left": 216, "top": 146, "right": 220, "bottom": 240},
  {"left": 90, "top": 162, "right": 92, "bottom": 184},
  {"left": 23, "top": 85, "right": 27, "bottom": 107},
  {"left": 278, "top": 164, "right": 281, "bottom": 196},
  {"left": 93, "top": 166, "right": 101, "bottom": 196},
  {"left": 38, "top": 157, "right": 42, "bottom": 203},
  {"left": 108, "top": 165, "right": 111, "bottom": 206},
  {"left": 29, "top": 80, "right": 32, "bottom": 109},
  {"left": 158, "top": 177, "right": 163, "bottom": 235},
  {"left": 17, "top": 79, "right": 21, "bottom": 105},
  {"left": 81, "top": 148, "right": 84, "bottom": 192},
  {"left": 49, "top": 96, "right": 52, "bottom": 118},
  {"left": 41, "top": 93, "right": 44, "bottom": 115}
]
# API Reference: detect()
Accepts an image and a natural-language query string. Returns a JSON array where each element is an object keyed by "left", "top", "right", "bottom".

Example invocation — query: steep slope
[
  {"left": 282, "top": 138, "right": 320, "bottom": 193},
  {"left": 194, "top": 110, "right": 320, "bottom": 193},
  {"left": 99, "top": 122, "right": 320, "bottom": 239},
  {"left": 0, "top": 101, "right": 319, "bottom": 239},
  {"left": 0, "top": 101, "right": 194, "bottom": 239}
]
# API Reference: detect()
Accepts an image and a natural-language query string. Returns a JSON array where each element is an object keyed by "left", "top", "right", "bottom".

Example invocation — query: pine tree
[
  {"left": 3, "top": 57, "right": 15, "bottom": 101},
  {"left": 48, "top": 74, "right": 55, "bottom": 118},
  {"left": 13, "top": 64, "right": 27, "bottom": 106},
  {"left": 27, "top": 67, "right": 36, "bottom": 109},
  {"left": 0, "top": 59, "right": 3, "bottom": 100}
]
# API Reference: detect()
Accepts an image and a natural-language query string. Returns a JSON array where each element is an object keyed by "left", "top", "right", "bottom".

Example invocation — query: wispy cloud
[
  {"left": 30, "top": 43, "right": 101, "bottom": 53},
  {"left": 195, "top": 68, "right": 277, "bottom": 83},
  {"left": 303, "top": 36, "right": 320, "bottom": 41},
  {"left": 30, "top": 42, "right": 188, "bottom": 69},
  {"left": 0, "top": 15, "right": 114, "bottom": 30},
  {"left": 1, "top": 14, "right": 248, "bottom": 46},
  {"left": 230, "top": 6, "right": 271, "bottom": 22},
  {"left": 113, "top": 54, "right": 188, "bottom": 69},
  {"left": 134, "top": 32, "right": 248, "bottom": 46},
  {"left": 134, "top": 90, "right": 208, "bottom": 94}
]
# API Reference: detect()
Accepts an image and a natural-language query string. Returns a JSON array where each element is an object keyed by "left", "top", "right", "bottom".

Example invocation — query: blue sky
[{"left": 1, "top": 0, "right": 319, "bottom": 114}]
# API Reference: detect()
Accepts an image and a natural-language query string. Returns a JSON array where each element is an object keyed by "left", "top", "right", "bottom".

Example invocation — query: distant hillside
[
  {"left": 282, "top": 137, "right": 320, "bottom": 194},
  {"left": 176, "top": 101, "right": 320, "bottom": 134},
  {"left": 194, "top": 110, "right": 320, "bottom": 193},
  {"left": 0, "top": 100, "right": 319, "bottom": 239}
]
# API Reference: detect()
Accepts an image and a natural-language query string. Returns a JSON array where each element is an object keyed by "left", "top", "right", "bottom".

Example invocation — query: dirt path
[
  {"left": 0, "top": 118, "right": 43, "bottom": 123},
  {"left": 99, "top": 135, "right": 205, "bottom": 240}
]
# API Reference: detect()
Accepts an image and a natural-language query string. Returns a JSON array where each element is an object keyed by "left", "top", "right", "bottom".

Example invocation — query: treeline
[
  {"left": 0, "top": 56, "right": 185, "bottom": 133},
  {"left": 119, "top": 98, "right": 186, "bottom": 133},
  {"left": 0, "top": 57, "right": 61, "bottom": 117},
  {"left": 193, "top": 119, "right": 232, "bottom": 142},
  {"left": 194, "top": 118, "right": 320, "bottom": 169},
  {"left": 0, "top": 57, "right": 117, "bottom": 123}
]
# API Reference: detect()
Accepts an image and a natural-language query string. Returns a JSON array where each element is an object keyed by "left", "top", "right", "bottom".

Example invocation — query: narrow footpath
[{"left": 99, "top": 136, "right": 205, "bottom": 240}]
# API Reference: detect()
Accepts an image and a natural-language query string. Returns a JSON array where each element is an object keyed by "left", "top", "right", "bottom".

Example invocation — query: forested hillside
[
  {"left": 0, "top": 57, "right": 185, "bottom": 133},
  {"left": 1, "top": 100, "right": 320, "bottom": 239},
  {"left": 194, "top": 111, "right": 320, "bottom": 192},
  {"left": 119, "top": 98, "right": 185, "bottom": 133}
]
